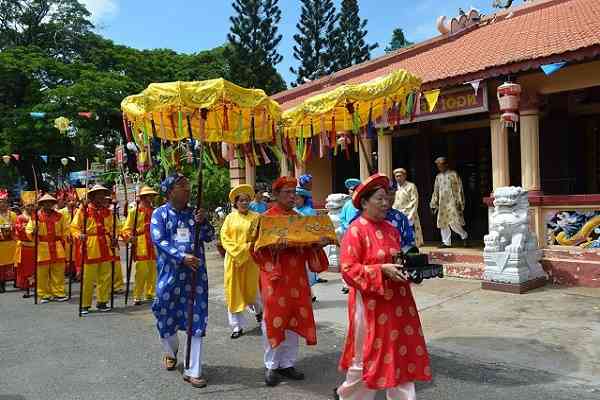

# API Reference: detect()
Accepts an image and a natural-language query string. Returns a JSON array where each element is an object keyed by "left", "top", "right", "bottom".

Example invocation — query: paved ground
[{"left": 1, "top": 250, "right": 599, "bottom": 400}]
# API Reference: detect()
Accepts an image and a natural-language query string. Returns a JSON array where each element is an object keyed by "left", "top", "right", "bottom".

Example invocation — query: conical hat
[
  {"left": 87, "top": 184, "right": 111, "bottom": 196},
  {"left": 139, "top": 185, "right": 158, "bottom": 197},
  {"left": 38, "top": 193, "right": 57, "bottom": 204}
]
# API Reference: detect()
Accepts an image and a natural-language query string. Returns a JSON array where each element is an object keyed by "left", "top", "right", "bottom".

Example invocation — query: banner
[{"left": 423, "top": 89, "right": 441, "bottom": 112}]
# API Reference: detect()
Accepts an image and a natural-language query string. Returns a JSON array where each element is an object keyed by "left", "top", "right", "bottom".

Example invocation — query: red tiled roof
[{"left": 274, "top": 0, "right": 600, "bottom": 110}]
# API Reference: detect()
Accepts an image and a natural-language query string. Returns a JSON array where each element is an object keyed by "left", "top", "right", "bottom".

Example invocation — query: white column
[
  {"left": 520, "top": 110, "right": 541, "bottom": 192},
  {"left": 245, "top": 159, "right": 256, "bottom": 188},
  {"left": 280, "top": 158, "right": 290, "bottom": 177},
  {"left": 490, "top": 114, "right": 510, "bottom": 190},
  {"left": 229, "top": 158, "right": 245, "bottom": 187},
  {"left": 359, "top": 139, "right": 373, "bottom": 181},
  {"left": 377, "top": 134, "right": 393, "bottom": 178}
]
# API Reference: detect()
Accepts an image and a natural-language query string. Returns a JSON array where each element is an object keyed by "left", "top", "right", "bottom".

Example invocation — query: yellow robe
[
  {"left": 0, "top": 211, "right": 17, "bottom": 266},
  {"left": 25, "top": 210, "right": 66, "bottom": 264},
  {"left": 70, "top": 205, "right": 116, "bottom": 264},
  {"left": 393, "top": 181, "right": 424, "bottom": 246},
  {"left": 59, "top": 207, "right": 76, "bottom": 261},
  {"left": 220, "top": 209, "right": 260, "bottom": 313}
]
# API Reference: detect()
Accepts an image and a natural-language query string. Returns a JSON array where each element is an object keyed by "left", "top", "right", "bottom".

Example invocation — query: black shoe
[
  {"left": 0, "top": 282, "right": 5, "bottom": 293},
  {"left": 80, "top": 307, "right": 90, "bottom": 316},
  {"left": 277, "top": 367, "right": 305, "bottom": 381},
  {"left": 22, "top": 291, "right": 31, "bottom": 298},
  {"left": 255, "top": 313, "right": 263, "bottom": 323},
  {"left": 316, "top": 278, "right": 328, "bottom": 283},
  {"left": 312, "top": 296, "right": 317, "bottom": 303},
  {"left": 441, "top": 244, "right": 451, "bottom": 248},
  {"left": 341, "top": 287, "right": 349, "bottom": 294},
  {"left": 97, "top": 303, "right": 111, "bottom": 312},
  {"left": 231, "top": 329, "right": 244, "bottom": 339},
  {"left": 54, "top": 296, "right": 68, "bottom": 302},
  {"left": 265, "top": 369, "right": 280, "bottom": 387},
  {"left": 134, "top": 300, "right": 142, "bottom": 306}
]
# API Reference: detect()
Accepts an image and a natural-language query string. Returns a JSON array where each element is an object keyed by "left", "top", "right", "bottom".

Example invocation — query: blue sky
[{"left": 82, "top": 0, "right": 499, "bottom": 85}]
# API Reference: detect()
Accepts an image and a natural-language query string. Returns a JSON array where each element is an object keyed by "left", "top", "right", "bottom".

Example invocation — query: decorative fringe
[
  {"left": 259, "top": 144, "right": 271, "bottom": 164},
  {"left": 159, "top": 113, "right": 166, "bottom": 138},
  {"left": 236, "top": 111, "right": 243, "bottom": 139},
  {"left": 150, "top": 119, "right": 157, "bottom": 138},
  {"left": 223, "top": 105, "right": 230, "bottom": 132},
  {"left": 168, "top": 114, "right": 177, "bottom": 140},
  {"left": 178, "top": 110, "right": 184, "bottom": 137},
  {"left": 123, "top": 117, "right": 131, "bottom": 141},
  {"left": 382, "top": 99, "right": 389, "bottom": 128},
  {"left": 367, "top": 104, "right": 376, "bottom": 139}
]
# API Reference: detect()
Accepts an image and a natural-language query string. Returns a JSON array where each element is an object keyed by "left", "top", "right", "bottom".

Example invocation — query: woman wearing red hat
[{"left": 336, "top": 174, "right": 431, "bottom": 400}]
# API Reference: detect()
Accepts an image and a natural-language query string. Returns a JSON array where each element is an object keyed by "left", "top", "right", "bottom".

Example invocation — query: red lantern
[{"left": 497, "top": 82, "right": 522, "bottom": 130}]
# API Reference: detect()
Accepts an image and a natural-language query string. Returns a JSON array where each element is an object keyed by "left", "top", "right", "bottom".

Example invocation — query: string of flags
[{"left": 1, "top": 154, "right": 77, "bottom": 166}]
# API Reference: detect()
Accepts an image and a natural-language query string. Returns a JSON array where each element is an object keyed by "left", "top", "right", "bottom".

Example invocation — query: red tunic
[
  {"left": 339, "top": 215, "right": 432, "bottom": 389},
  {"left": 14, "top": 214, "right": 34, "bottom": 289},
  {"left": 252, "top": 204, "right": 329, "bottom": 348}
]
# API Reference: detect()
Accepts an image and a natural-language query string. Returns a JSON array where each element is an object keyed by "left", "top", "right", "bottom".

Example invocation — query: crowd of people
[{"left": 0, "top": 156, "right": 469, "bottom": 399}]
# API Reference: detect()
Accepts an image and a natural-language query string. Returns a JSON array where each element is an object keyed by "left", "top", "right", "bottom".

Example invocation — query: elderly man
[
  {"left": 430, "top": 157, "right": 468, "bottom": 247},
  {"left": 151, "top": 173, "right": 215, "bottom": 389},
  {"left": 393, "top": 168, "right": 423, "bottom": 247},
  {"left": 252, "top": 176, "right": 330, "bottom": 387}
]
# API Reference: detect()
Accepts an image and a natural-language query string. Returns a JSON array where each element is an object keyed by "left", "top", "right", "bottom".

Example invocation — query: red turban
[{"left": 272, "top": 176, "right": 297, "bottom": 192}]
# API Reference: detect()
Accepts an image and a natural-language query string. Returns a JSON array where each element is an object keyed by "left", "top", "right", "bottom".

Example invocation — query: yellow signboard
[{"left": 253, "top": 215, "right": 338, "bottom": 251}]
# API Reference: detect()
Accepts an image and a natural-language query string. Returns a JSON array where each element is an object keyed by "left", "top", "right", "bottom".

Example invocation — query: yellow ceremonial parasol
[
  {"left": 280, "top": 69, "right": 422, "bottom": 166},
  {"left": 121, "top": 79, "right": 282, "bottom": 145}
]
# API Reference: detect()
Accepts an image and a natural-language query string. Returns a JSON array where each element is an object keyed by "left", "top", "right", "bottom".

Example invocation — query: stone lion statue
[
  {"left": 324, "top": 193, "right": 351, "bottom": 268},
  {"left": 483, "top": 187, "right": 545, "bottom": 284}
]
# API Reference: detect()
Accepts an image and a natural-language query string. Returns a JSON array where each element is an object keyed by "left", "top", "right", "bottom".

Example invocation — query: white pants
[
  {"left": 261, "top": 320, "right": 299, "bottom": 370},
  {"left": 161, "top": 333, "right": 203, "bottom": 378},
  {"left": 337, "top": 294, "right": 416, "bottom": 400},
  {"left": 228, "top": 296, "right": 263, "bottom": 332},
  {"left": 440, "top": 223, "right": 468, "bottom": 246}
]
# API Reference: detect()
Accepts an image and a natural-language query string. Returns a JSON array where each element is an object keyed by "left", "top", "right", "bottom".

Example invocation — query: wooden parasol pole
[
  {"left": 185, "top": 112, "right": 205, "bottom": 370},
  {"left": 31, "top": 165, "right": 39, "bottom": 305},
  {"left": 78, "top": 160, "right": 90, "bottom": 317}
]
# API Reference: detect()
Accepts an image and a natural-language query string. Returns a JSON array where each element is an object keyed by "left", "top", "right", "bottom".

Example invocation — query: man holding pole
[
  {"left": 122, "top": 185, "right": 158, "bottom": 305},
  {"left": 59, "top": 190, "right": 78, "bottom": 281},
  {"left": 71, "top": 184, "right": 118, "bottom": 314},
  {"left": 151, "top": 173, "right": 214, "bottom": 388},
  {"left": 26, "top": 194, "right": 68, "bottom": 303}
]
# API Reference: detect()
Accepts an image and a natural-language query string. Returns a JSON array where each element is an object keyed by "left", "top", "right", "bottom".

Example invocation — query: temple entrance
[
  {"left": 391, "top": 122, "right": 492, "bottom": 245},
  {"left": 332, "top": 148, "right": 360, "bottom": 195}
]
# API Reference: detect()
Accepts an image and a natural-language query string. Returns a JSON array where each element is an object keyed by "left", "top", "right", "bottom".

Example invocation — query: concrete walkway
[{"left": 311, "top": 272, "right": 600, "bottom": 387}]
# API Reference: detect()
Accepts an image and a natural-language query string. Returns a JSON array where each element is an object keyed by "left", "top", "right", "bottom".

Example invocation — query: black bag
[{"left": 394, "top": 249, "right": 444, "bottom": 284}]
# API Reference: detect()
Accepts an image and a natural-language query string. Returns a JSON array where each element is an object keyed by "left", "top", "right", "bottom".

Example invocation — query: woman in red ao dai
[{"left": 337, "top": 174, "right": 431, "bottom": 400}]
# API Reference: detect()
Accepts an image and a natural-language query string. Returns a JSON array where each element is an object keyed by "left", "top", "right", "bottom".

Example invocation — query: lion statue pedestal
[
  {"left": 482, "top": 186, "right": 547, "bottom": 293},
  {"left": 323, "top": 193, "right": 351, "bottom": 271}
]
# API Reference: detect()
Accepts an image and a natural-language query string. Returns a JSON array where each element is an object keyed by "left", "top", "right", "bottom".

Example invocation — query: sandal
[
  {"left": 162, "top": 354, "right": 177, "bottom": 371},
  {"left": 183, "top": 375, "right": 207, "bottom": 388}
]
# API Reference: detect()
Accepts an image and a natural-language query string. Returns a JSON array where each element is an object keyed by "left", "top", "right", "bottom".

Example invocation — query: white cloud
[{"left": 80, "top": 0, "right": 119, "bottom": 23}]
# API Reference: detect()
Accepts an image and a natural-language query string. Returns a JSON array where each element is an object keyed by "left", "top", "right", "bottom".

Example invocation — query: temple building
[{"left": 234, "top": 0, "right": 600, "bottom": 287}]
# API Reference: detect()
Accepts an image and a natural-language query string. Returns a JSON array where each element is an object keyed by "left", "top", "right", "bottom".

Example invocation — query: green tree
[
  {"left": 331, "top": 0, "right": 378, "bottom": 71},
  {"left": 385, "top": 28, "right": 413, "bottom": 53},
  {"left": 226, "top": 0, "right": 286, "bottom": 94},
  {"left": 290, "top": 0, "right": 338, "bottom": 86}
]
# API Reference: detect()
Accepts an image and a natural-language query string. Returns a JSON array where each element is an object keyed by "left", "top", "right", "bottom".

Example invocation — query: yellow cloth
[
  {"left": 37, "top": 262, "right": 66, "bottom": 299},
  {"left": 70, "top": 207, "right": 116, "bottom": 263},
  {"left": 59, "top": 207, "right": 76, "bottom": 260},
  {"left": 113, "top": 260, "right": 124, "bottom": 291},
  {"left": 121, "top": 79, "right": 282, "bottom": 144},
  {"left": 82, "top": 261, "right": 112, "bottom": 308},
  {"left": 393, "top": 181, "right": 424, "bottom": 247},
  {"left": 253, "top": 214, "right": 337, "bottom": 251},
  {"left": 121, "top": 205, "right": 155, "bottom": 260},
  {"left": 25, "top": 212, "right": 66, "bottom": 264},
  {"left": 0, "top": 211, "right": 17, "bottom": 266},
  {"left": 220, "top": 210, "right": 260, "bottom": 313},
  {"left": 282, "top": 69, "right": 422, "bottom": 136},
  {"left": 133, "top": 260, "right": 156, "bottom": 301}
]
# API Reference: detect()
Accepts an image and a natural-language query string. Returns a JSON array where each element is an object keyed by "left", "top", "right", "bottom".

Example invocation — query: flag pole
[{"left": 78, "top": 160, "right": 90, "bottom": 317}]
